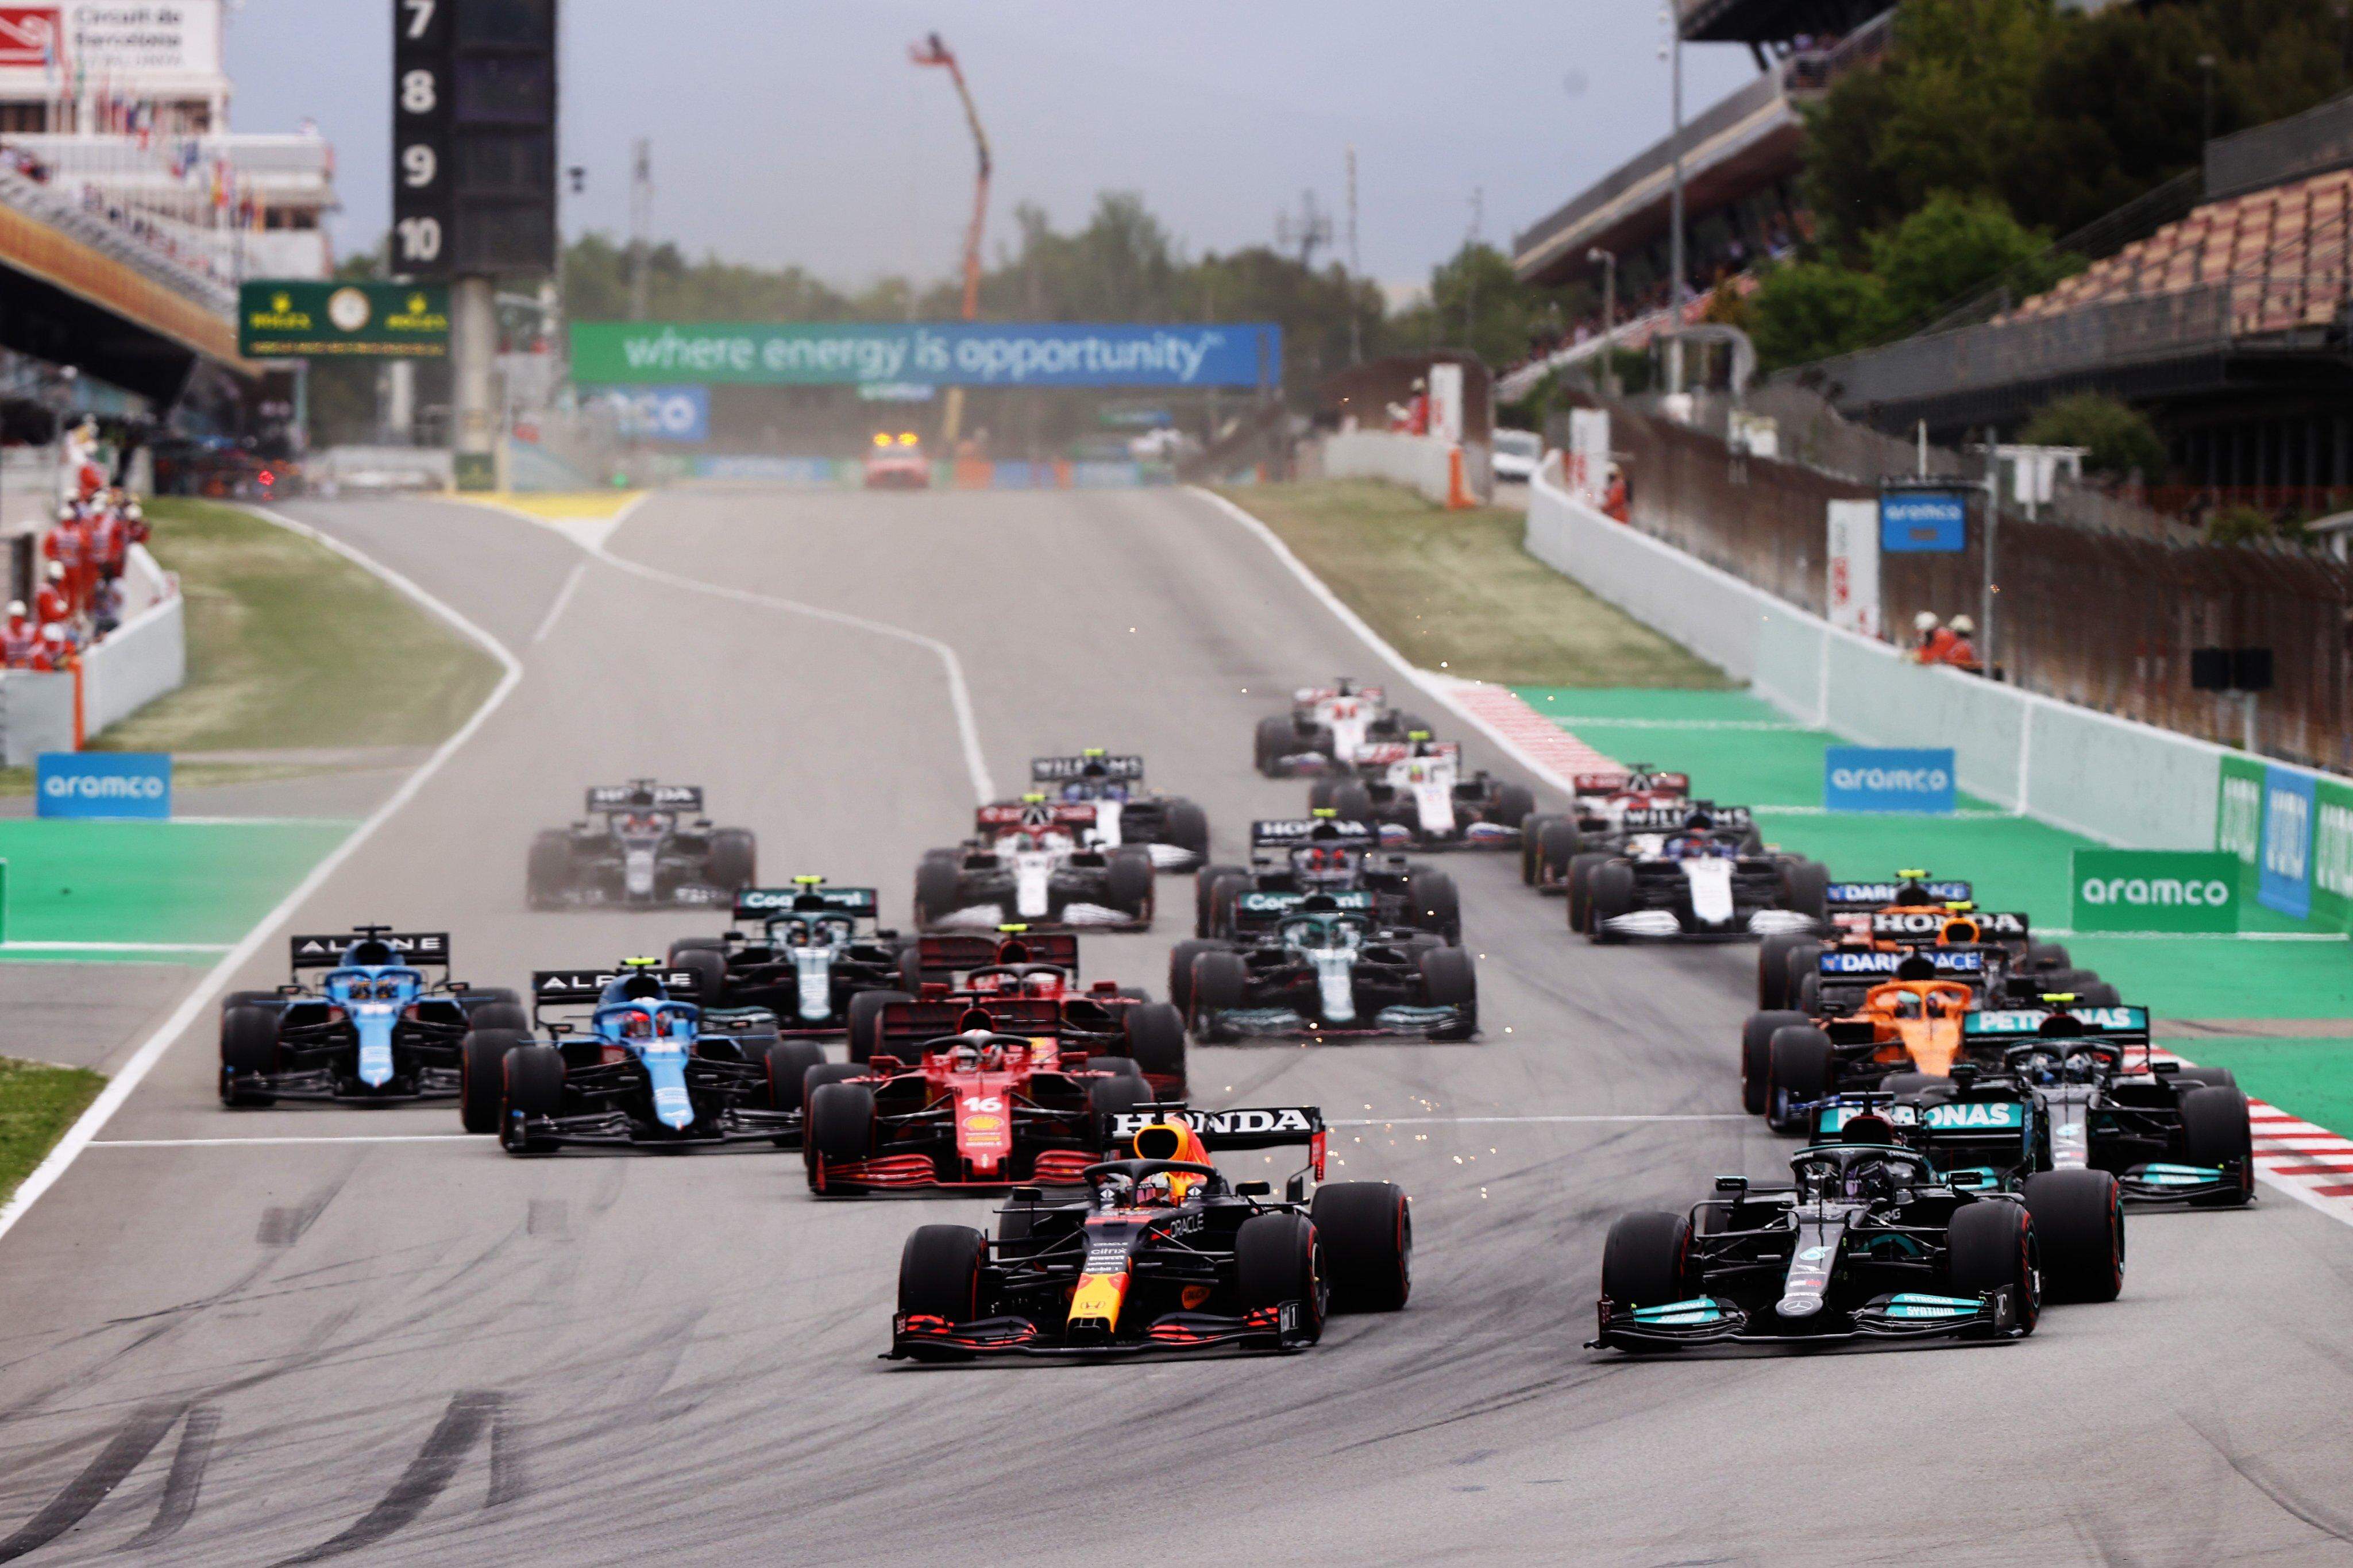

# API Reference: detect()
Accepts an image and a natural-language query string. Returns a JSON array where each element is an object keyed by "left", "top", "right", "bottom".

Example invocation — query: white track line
[
  {"left": 479, "top": 494, "right": 996, "bottom": 804},
  {"left": 0, "top": 505, "right": 526, "bottom": 1247},
  {"left": 530, "top": 558, "right": 588, "bottom": 644},
  {"left": 90, "top": 1134, "right": 476, "bottom": 1148},
  {"left": 1331, "top": 1114, "right": 1747, "bottom": 1126}
]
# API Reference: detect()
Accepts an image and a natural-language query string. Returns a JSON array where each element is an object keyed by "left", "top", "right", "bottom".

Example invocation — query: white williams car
[
  {"left": 1569, "top": 810, "right": 1829, "bottom": 942},
  {"left": 1028, "top": 751, "right": 1210, "bottom": 871}
]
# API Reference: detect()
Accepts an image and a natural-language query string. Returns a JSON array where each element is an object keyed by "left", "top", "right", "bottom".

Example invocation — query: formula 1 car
[
  {"left": 1306, "top": 735, "right": 1534, "bottom": 851},
  {"left": 527, "top": 782, "right": 757, "bottom": 909},
  {"left": 1743, "top": 952, "right": 2013, "bottom": 1130},
  {"left": 666, "top": 879, "right": 913, "bottom": 1033},
  {"left": 1521, "top": 766, "right": 1695, "bottom": 891},
  {"left": 865, "top": 429, "right": 931, "bottom": 488},
  {"left": 889, "top": 1104, "right": 1410, "bottom": 1358},
  {"left": 1568, "top": 810, "right": 1827, "bottom": 941},
  {"left": 1590, "top": 1113, "right": 2042, "bottom": 1351},
  {"left": 803, "top": 1022, "right": 1160, "bottom": 1193},
  {"left": 469, "top": 959, "right": 821, "bottom": 1153},
  {"left": 1253, "top": 679, "right": 1431, "bottom": 777},
  {"left": 1195, "top": 813, "right": 1460, "bottom": 945},
  {"left": 1755, "top": 871, "right": 2088, "bottom": 1010},
  {"left": 840, "top": 939, "right": 1187, "bottom": 1090},
  {"left": 219, "top": 928, "right": 524, "bottom": 1106},
  {"left": 1770, "top": 914, "right": 2096, "bottom": 1020},
  {"left": 1166, "top": 898, "right": 1476, "bottom": 1042},
  {"left": 1031, "top": 751, "right": 1209, "bottom": 871},
  {"left": 914, "top": 795, "right": 1155, "bottom": 931}
]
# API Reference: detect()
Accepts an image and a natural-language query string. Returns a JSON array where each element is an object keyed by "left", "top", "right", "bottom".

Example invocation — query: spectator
[
  {"left": 1943, "top": 614, "right": 1981, "bottom": 671},
  {"left": 0, "top": 601, "right": 36, "bottom": 667},
  {"left": 1602, "top": 463, "right": 1631, "bottom": 523},
  {"left": 33, "top": 623, "right": 72, "bottom": 670},
  {"left": 1912, "top": 610, "right": 1961, "bottom": 663},
  {"left": 41, "top": 506, "right": 87, "bottom": 615},
  {"left": 90, "top": 503, "right": 125, "bottom": 584},
  {"left": 122, "top": 499, "right": 149, "bottom": 550},
  {"left": 91, "top": 578, "right": 124, "bottom": 640}
]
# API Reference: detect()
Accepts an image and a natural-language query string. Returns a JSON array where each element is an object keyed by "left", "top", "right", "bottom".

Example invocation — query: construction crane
[{"left": 911, "top": 32, "right": 990, "bottom": 447}]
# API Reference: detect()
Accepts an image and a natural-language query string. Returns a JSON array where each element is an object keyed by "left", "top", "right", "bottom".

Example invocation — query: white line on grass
[{"left": 0, "top": 504, "right": 526, "bottom": 1248}]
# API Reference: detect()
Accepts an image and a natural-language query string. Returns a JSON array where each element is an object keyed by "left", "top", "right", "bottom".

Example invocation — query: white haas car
[
  {"left": 1254, "top": 679, "right": 1429, "bottom": 777},
  {"left": 1569, "top": 808, "right": 1830, "bottom": 942},
  {"left": 913, "top": 795, "right": 1155, "bottom": 932},
  {"left": 1309, "top": 737, "right": 1534, "bottom": 851}
]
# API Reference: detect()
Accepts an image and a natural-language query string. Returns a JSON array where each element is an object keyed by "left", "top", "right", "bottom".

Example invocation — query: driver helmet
[
  {"left": 619, "top": 1007, "right": 657, "bottom": 1040},
  {"left": 1134, "top": 1173, "right": 1178, "bottom": 1207}
]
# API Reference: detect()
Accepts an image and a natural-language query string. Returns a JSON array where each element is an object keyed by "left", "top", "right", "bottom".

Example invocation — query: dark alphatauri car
[
  {"left": 889, "top": 1104, "right": 1410, "bottom": 1359},
  {"left": 915, "top": 797, "right": 1155, "bottom": 932},
  {"left": 1590, "top": 1113, "right": 2044, "bottom": 1351},
  {"left": 468, "top": 959, "right": 820, "bottom": 1153},
  {"left": 1571, "top": 809, "right": 1827, "bottom": 941},
  {"left": 1194, "top": 814, "right": 1460, "bottom": 945},
  {"left": 527, "top": 782, "right": 757, "bottom": 909},
  {"left": 1031, "top": 751, "right": 1210, "bottom": 871},
  {"left": 1254, "top": 679, "right": 1431, "bottom": 777},
  {"left": 220, "top": 928, "right": 524, "bottom": 1106},
  {"left": 667, "top": 879, "right": 913, "bottom": 1033},
  {"left": 1167, "top": 898, "right": 1476, "bottom": 1043}
]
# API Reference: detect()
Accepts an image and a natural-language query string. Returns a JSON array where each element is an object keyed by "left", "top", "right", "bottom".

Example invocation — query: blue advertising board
[
  {"left": 1880, "top": 491, "right": 1967, "bottom": 553},
  {"left": 36, "top": 752, "right": 171, "bottom": 818},
  {"left": 590, "top": 384, "right": 710, "bottom": 442},
  {"left": 1824, "top": 746, "right": 1956, "bottom": 814},
  {"left": 2258, "top": 762, "right": 2317, "bottom": 918},
  {"left": 571, "top": 320, "right": 1283, "bottom": 388}
]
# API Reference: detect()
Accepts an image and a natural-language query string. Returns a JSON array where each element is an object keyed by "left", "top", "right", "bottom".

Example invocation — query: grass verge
[
  {"left": 1220, "top": 480, "right": 1727, "bottom": 688},
  {"left": 91, "top": 497, "right": 502, "bottom": 755},
  {"left": 0, "top": 1056, "right": 103, "bottom": 1205}
]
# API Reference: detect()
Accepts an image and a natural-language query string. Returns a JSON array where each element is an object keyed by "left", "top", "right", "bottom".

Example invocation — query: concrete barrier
[
  {"left": 0, "top": 543, "right": 185, "bottom": 762},
  {"left": 1321, "top": 430, "right": 1492, "bottom": 505},
  {"left": 1525, "top": 453, "right": 2231, "bottom": 848}
]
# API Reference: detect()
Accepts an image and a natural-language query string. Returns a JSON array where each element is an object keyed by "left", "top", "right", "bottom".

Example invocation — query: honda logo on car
[
  {"left": 1822, "top": 747, "right": 1955, "bottom": 814},
  {"left": 35, "top": 752, "right": 172, "bottom": 818},
  {"left": 2070, "top": 850, "right": 2238, "bottom": 933}
]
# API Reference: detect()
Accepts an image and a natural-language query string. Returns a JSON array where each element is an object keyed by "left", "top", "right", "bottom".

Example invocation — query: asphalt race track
[{"left": 4, "top": 486, "right": 2352, "bottom": 1565}]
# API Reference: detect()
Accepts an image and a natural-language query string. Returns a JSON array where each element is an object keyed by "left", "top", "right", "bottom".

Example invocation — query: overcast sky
[{"left": 225, "top": 0, "right": 1757, "bottom": 299}]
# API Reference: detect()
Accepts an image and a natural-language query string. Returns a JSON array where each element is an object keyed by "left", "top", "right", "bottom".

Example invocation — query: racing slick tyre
[
  {"left": 1741, "top": 1011, "right": 1808, "bottom": 1116},
  {"left": 1782, "top": 943, "right": 1826, "bottom": 1010},
  {"left": 807, "top": 1082, "right": 877, "bottom": 1168},
  {"left": 1765, "top": 1025, "right": 1835, "bottom": 1133},
  {"left": 463, "top": 1001, "right": 529, "bottom": 1036},
  {"left": 1600, "top": 1211, "right": 1693, "bottom": 1311},
  {"left": 1313, "top": 1181, "right": 1412, "bottom": 1312},
  {"left": 1236, "top": 1211, "right": 1325, "bottom": 1342},
  {"left": 1200, "top": 870, "right": 1252, "bottom": 940},
  {"left": 1757, "top": 933, "right": 1809, "bottom": 1011},
  {"left": 1490, "top": 783, "right": 1536, "bottom": 831},
  {"left": 2035, "top": 968, "right": 2103, "bottom": 998},
  {"left": 912, "top": 857, "right": 963, "bottom": 930},
  {"left": 1779, "top": 858, "right": 1830, "bottom": 924},
  {"left": 1519, "top": 815, "right": 1556, "bottom": 885},
  {"left": 1565, "top": 851, "right": 1609, "bottom": 930},
  {"left": 1122, "top": 1003, "right": 1187, "bottom": 1089},
  {"left": 1418, "top": 947, "right": 1478, "bottom": 1041},
  {"left": 799, "top": 1060, "right": 869, "bottom": 1116},
  {"left": 2025, "top": 941, "right": 2074, "bottom": 975},
  {"left": 1406, "top": 868, "right": 1462, "bottom": 945},
  {"left": 1106, "top": 846, "right": 1155, "bottom": 924},
  {"left": 459, "top": 1026, "right": 525, "bottom": 1133},
  {"left": 1190, "top": 951, "right": 1248, "bottom": 1043},
  {"left": 1162, "top": 799, "right": 1210, "bottom": 868},
  {"left": 2172, "top": 1067, "right": 2239, "bottom": 1089},
  {"left": 2023, "top": 1168, "right": 2125, "bottom": 1303},
  {"left": 670, "top": 946, "right": 729, "bottom": 1009},
  {"left": 1165, "top": 939, "right": 1222, "bottom": 1017},
  {"left": 1947, "top": 1200, "right": 2040, "bottom": 1336},
  {"left": 668, "top": 936, "right": 727, "bottom": 962},
  {"left": 1307, "top": 777, "right": 1337, "bottom": 811},
  {"left": 1086, "top": 1060, "right": 1150, "bottom": 1121},
  {"left": 1194, "top": 865, "right": 1245, "bottom": 939},
  {"left": 846, "top": 989, "right": 913, "bottom": 1064},
  {"left": 223, "top": 990, "right": 277, "bottom": 1011},
  {"left": 2181, "top": 1084, "right": 2255, "bottom": 1206},
  {"left": 218, "top": 1005, "right": 280, "bottom": 1106},
  {"left": 708, "top": 828, "right": 757, "bottom": 892},
  {"left": 1330, "top": 781, "right": 1374, "bottom": 824},
  {"left": 1793, "top": 972, "right": 1823, "bottom": 1017},
  {"left": 1536, "top": 817, "right": 1582, "bottom": 891},
  {"left": 499, "top": 1045, "right": 566, "bottom": 1155},
  {"left": 1586, "top": 860, "right": 1636, "bottom": 942},
  {"left": 898, "top": 1225, "right": 986, "bottom": 1359},
  {"left": 525, "top": 831, "right": 573, "bottom": 910},
  {"left": 1255, "top": 715, "right": 1304, "bottom": 774},
  {"left": 1393, "top": 713, "right": 1433, "bottom": 741},
  {"left": 761, "top": 1040, "right": 828, "bottom": 1141},
  {"left": 1878, "top": 1071, "right": 1954, "bottom": 1099},
  {"left": 2073, "top": 981, "right": 2123, "bottom": 1009}
]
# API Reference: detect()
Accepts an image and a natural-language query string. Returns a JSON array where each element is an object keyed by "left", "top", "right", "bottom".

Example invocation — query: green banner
[
  {"left": 238, "top": 280, "right": 450, "bottom": 358},
  {"left": 2217, "top": 752, "right": 2353, "bottom": 930},
  {"left": 2071, "top": 850, "right": 2240, "bottom": 932},
  {"left": 566, "top": 320, "right": 1280, "bottom": 387}
]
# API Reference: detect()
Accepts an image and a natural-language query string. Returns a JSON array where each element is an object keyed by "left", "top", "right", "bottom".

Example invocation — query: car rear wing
[
  {"left": 1816, "top": 948, "right": 1990, "bottom": 980},
  {"left": 734, "top": 885, "right": 878, "bottom": 921},
  {"left": 1250, "top": 817, "right": 1378, "bottom": 847},
  {"left": 587, "top": 783, "right": 703, "bottom": 814},
  {"left": 1826, "top": 879, "right": 1972, "bottom": 909},
  {"left": 975, "top": 801, "right": 1097, "bottom": 831},
  {"left": 913, "top": 930, "right": 1080, "bottom": 978},
  {"left": 876, "top": 994, "right": 1064, "bottom": 1052},
  {"left": 1814, "top": 1094, "right": 2030, "bottom": 1144},
  {"left": 1030, "top": 754, "right": 1144, "bottom": 782},
  {"left": 1869, "top": 908, "right": 2028, "bottom": 940},
  {"left": 1102, "top": 1104, "right": 1328, "bottom": 1180},
  {"left": 288, "top": 929, "right": 450, "bottom": 971},
  {"left": 530, "top": 967, "right": 701, "bottom": 1022},
  {"left": 1232, "top": 889, "right": 1378, "bottom": 922},
  {"left": 1965, "top": 1005, "right": 2150, "bottom": 1041},
  {"left": 1352, "top": 740, "right": 1460, "bottom": 766},
  {"left": 1573, "top": 770, "right": 1689, "bottom": 797},
  {"left": 1294, "top": 685, "right": 1383, "bottom": 705}
]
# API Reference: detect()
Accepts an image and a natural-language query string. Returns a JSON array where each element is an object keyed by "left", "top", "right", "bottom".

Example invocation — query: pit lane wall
[
  {"left": 1523, "top": 451, "right": 2280, "bottom": 868},
  {"left": 1320, "top": 430, "right": 1493, "bottom": 506}
]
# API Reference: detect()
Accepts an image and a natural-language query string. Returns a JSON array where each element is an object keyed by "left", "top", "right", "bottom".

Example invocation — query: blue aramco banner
[
  {"left": 1824, "top": 746, "right": 1956, "bottom": 814},
  {"left": 570, "top": 321, "right": 1282, "bottom": 388},
  {"left": 37, "top": 752, "right": 172, "bottom": 818}
]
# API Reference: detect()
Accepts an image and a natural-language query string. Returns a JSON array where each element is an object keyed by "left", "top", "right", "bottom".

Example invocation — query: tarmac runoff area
[{"left": 1, "top": 489, "right": 2351, "bottom": 1563}]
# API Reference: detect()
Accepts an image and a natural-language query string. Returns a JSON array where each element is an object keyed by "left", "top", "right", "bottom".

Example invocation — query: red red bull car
[{"left": 889, "top": 1104, "right": 1410, "bottom": 1359}]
